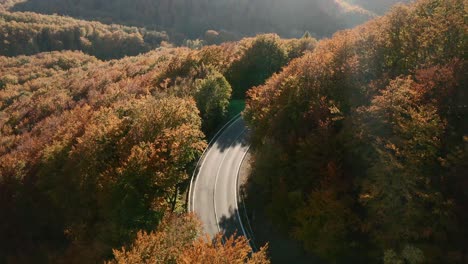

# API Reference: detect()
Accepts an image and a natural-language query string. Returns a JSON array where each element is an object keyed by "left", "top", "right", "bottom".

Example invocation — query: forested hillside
[
  {"left": 7, "top": 0, "right": 374, "bottom": 40},
  {"left": 0, "top": 33, "right": 314, "bottom": 263},
  {"left": 350, "top": 0, "right": 412, "bottom": 14},
  {"left": 109, "top": 214, "right": 269, "bottom": 264},
  {"left": 0, "top": 11, "right": 168, "bottom": 59},
  {"left": 0, "top": 0, "right": 24, "bottom": 11},
  {"left": 245, "top": 0, "right": 466, "bottom": 263},
  {"left": 0, "top": 51, "right": 98, "bottom": 86},
  {"left": 1, "top": 0, "right": 465, "bottom": 263}
]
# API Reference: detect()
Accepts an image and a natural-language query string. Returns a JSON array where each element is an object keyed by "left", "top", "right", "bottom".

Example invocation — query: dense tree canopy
[
  {"left": 0, "top": 51, "right": 98, "bottom": 87},
  {"left": 194, "top": 69, "right": 232, "bottom": 135},
  {"left": 0, "top": 31, "right": 296, "bottom": 262},
  {"left": 227, "top": 34, "right": 288, "bottom": 99},
  {"left": 1, "top": 0, "right": 464, "bottom": 263},
  {"left": 110, "top": 213, "right": 270, "bottom": 264},
  {"left": 0, "top": 48, "right": 200, "bottom": 263},
  {"left": 245, "top": 0, "right": 467, "bottom": 262},
  {"left": 0, "top": 0, "right": 24, "bottom": 11},
  {"left": 0, "top": 11, "right": 168, "bottom": 59},
  {"left": 350, "top": 0, "right": 411, "bottom": 14},
  {"left": 5, "top": 0, "right": 376, "bottom": 41}
]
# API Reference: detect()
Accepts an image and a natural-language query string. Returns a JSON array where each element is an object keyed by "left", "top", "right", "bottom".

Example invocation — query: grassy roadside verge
[{"left": 226, "top": 99, "right": 245, "bottom": 120}]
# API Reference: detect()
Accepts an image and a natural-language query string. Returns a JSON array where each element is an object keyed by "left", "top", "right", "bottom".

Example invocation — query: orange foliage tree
[
  {"left": 0, "top": 31, "right": 293, "bottom": 262},
  {"left": 110, "top": 214, "right": 270, "bottom": 264},
  {"left": 244, "top": 0, "right": 466, "bottom": 262}
]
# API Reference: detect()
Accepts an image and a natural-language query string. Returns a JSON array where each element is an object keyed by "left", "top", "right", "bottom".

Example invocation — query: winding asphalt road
[{"left": 189, "top": 117, "right": 250, "bottom": 239}]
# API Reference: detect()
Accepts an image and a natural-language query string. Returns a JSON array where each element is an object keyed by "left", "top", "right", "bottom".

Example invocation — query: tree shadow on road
[
  {"left": 212, "top": 118, "right": 250, "bottom": 153},
  {"left": 215, "top": 194, "right": 323, "bottom": 263},
  {"left": 239, "top": 153, "right": 325, "bottom": 264},
  {"left": 217, "top": 206, "right": 243, "bottom": 239},
  {"left": 215, "top": 129, "right": 250, "bottom": 153}
]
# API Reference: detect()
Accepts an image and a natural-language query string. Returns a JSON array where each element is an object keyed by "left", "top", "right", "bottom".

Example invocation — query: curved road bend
[{"left": 189, "top": 117, "right": 250, "bottom": 239}]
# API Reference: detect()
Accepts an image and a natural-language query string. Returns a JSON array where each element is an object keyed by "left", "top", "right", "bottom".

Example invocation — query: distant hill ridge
[
  {"left": 0, "top": 10, "right": 168, "bottom": 59},
  {"left": 5, "top": 0, "right": 378, "bottom": 39}
]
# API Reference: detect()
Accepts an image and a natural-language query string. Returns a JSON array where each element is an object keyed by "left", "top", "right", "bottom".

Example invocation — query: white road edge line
[
  {"left": 236, "top": 145, "right": 258, "bottom": 252},
  {"left": 189, "top": 114, "right": 241, "bottom": 213},
  {"left": 235, "top": 144, "right": 256, "bottom": 251},
  {"left": 213, "top": 128, "right": 248, "bottom": 234}
]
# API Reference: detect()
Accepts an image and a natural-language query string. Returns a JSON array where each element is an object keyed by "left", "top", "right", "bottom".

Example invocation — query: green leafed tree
[
  {"left": 195, "top": 68, "right": 232, "bottom": 135},
  {"left": 227, "top": 34, "right": 288, "bottom": 99}
]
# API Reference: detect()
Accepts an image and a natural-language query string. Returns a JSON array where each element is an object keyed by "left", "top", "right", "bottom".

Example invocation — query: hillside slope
[
  {"left": 7, "top": 0, "right": 374, "bottom": 39},
  {"left": 0, "top": 11, "right": 168, "bottom": 59},
  {"left": 0, "top": 33, "right": 315, "bottom": 262},
  {"left": 245, "top": 0, "right": 466, "bottom": 262},
  {"left": 349, "top": 0, "right": 412, "bottom": 14}
]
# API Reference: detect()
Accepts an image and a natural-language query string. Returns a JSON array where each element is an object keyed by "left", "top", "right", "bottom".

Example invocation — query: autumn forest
[{"left": 0, "top": 0, "right": 466, "bottom": 263}]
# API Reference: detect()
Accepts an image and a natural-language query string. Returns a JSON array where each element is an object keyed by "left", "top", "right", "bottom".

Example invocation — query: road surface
[{"left": 189, "top": 117, "right": 250, "bottom": 239}]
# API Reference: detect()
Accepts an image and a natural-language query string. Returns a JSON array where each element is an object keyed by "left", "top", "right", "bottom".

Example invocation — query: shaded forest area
[
  {"left": 0, "top": 33, "right": 314, "bottom": 263},
  {"left": 350, "top": 0, "right": 411, "bottom": 14},
  {"left": 7, "top": 0, "right": 375, "bottom": 40},
  {"left": 0, "top": 11, "right": 168, "bottom": 60},
  {"left": 0, "top": 0, "right": 23, "bottom": 11},
  {"left": 245, "top": 0, "right": 467, "bottom": 263}
]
